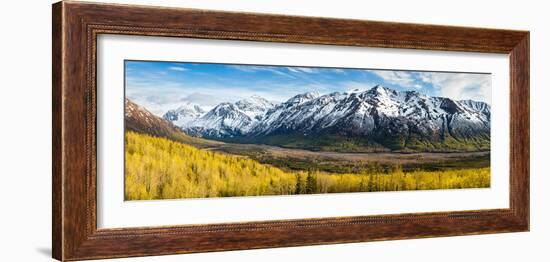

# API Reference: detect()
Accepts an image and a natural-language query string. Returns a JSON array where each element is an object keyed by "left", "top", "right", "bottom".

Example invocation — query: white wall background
[{"left": 0, "top": 0, "right": 546, "bottom": 261}]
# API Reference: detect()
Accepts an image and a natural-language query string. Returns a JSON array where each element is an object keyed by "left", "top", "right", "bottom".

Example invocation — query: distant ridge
[
  {"left": 125, "top": 98, "right": 221, "bottom": 148},
  {"left": 162, "top": 85, "right": 491, "bottom": 152}
]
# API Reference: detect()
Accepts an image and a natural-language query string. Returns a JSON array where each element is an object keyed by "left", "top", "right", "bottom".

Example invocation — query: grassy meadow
[{"left": 125, "top": 131, "right": 490, "bottom": 200}]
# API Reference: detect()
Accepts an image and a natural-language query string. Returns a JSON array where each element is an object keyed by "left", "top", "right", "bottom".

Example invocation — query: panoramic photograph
[{"left": 124, "top": 60, "right": 491, "bottom": 200}]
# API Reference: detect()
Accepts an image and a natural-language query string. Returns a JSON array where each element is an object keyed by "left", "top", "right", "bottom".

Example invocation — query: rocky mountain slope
[
  {"left": 125, "top": 98, "right": 220, "bottom": 148},
  {"left": 163, "top": 85, "right": 491, "bottom": 152},
  {"left": 172, "top": 95, "right": 275, "bottom": 138},
  {"left": 162, "top": 103, "right": 205, "bottom": 128}
]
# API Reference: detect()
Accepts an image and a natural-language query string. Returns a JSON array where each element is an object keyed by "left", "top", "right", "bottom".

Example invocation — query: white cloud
[
  {"left": 287, "top": 67, "right": 319, "bottom": 74},
  {"left": 371, "top": 69, "right": 491, "bottom": 103},
  {"left": 126, "top": 82, "right": 301, "bottom": 115},
  {"left": 167, "top": 66, "right": 188, "bottom": 72},
  {"left": 226, "top": 65, "right": 262, "bottom": 72},
  {"left": 289, "top": 67, "right": 347, "bottom": 74},
  {"left": 371, "top": 70, "right": 417, "bottom": 87},
  {"left": 227, "top": 65, "right": 295, "bottom": 78},
  {"left": 418, "top": 73, "right": 431, "bottom": 83},
  {"left": 419, "top": 72, "right": 491, "bottom": 104}
]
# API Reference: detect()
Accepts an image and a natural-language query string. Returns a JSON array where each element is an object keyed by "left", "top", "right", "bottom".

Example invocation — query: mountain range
[
  {"left": 125, "top": 98, "right": 220, "bottom": 149},
  {"left": 156, "top": 85, "right": 490, "bottom": 152}
]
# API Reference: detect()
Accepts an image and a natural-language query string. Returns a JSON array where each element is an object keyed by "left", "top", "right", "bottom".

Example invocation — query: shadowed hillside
[{"left": 125, "top": 98, "right": 221, "bottom": 149}]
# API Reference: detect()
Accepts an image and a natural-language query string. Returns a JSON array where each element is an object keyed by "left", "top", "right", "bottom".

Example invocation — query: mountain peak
[
  {"left": 236, "top": 95, "right": 273, "bottom": 108},
  {"left": 175, "top": 102, "right": 205, "bottom": 114},
  {"left": 367, "top": 85, "right": 395, "bottom": 95},
  {"left": 235, "top": 95, "right": 275, "bottom": 120},
  {"left": 162, "top": 102, "right": 206, "bottom": 128},
  {"left": 159, "top": 83, "right": 490, "bottom": 152},
  {"left": 125, "top": 98, "right": 183, "bottom": 138},
  {"left": 212, "top": 102, "right": 236, "bottom": 112},
  {"left": 346, "top": 88, "right": 364, "bottom": 94},
  {"left": 306, "top": 91, "right": 321, "bottom": 97},
  {"left": 286, "top": 91, "right": 320, "bottom": 104},
  {"left": 249, "top": 94, "right": 269, "bottom": 101}
]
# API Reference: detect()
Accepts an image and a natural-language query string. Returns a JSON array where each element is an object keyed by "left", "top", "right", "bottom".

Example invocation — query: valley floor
[
  {"left": 211, "top": 142, "right": 490, "bottom": 173},
  {"left": 125, "top": 132, "right": 490, "bottom": 200}
]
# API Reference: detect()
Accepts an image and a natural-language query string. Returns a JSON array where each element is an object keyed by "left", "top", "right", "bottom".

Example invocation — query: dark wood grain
[
  {"left": 52, "top": 1, "right": 530, "bottom": 261},
  {"left": 52, "top": 2, "right": 63, "bottom": 260},
  {"left": 509, "top": 34, "right": 530, "bottom": 226}
]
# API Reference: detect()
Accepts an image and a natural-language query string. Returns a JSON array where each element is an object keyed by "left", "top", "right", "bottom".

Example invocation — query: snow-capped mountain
[
  {"left": 171, "top": 95, "right": 275, "bottom": 138},
  {"left": 234, "top": 95, "right": 275, "bottom": 120},
  {"left": 284, "top": 91, "right": 320, "bottom": 105},
  {"left": 162, "top": 103, "right": 206, "bottom": 128},
  {"left": 125, "top": 98, "right": 222, "bottom": 148},
  {"left": 251, "top": 86, "right": 490, "bottom": 144},
  {"left": 125, "top": 98, "right": 183, "bottom": 138},
  {"left": 171, "top": 85, "right": 490, "bottom": 152}
]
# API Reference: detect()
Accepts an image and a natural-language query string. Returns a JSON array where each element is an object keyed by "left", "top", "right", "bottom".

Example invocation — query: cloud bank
[{"left": 125, "top": 61, "right": 492, "bottom": 116}]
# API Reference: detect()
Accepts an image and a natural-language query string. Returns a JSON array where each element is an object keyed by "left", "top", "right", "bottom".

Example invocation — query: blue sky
[{"left": 125, "top": 60, "right": 491, "bottom": 116}]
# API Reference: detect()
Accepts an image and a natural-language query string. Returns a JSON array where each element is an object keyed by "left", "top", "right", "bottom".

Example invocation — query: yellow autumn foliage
[{"left": 125, "top": 131, "right": 490, "bottom": 200}]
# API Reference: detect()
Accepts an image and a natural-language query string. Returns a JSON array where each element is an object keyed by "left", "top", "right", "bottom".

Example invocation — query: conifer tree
[
  {"left": 305, "top": 171, "right": 317, "bottom": 194},
  {"left": 295, "top": 173, "right": 304, "bottom": 194}
]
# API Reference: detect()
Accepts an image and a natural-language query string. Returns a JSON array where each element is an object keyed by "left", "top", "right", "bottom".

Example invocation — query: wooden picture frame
[{"left": 52, "top": 1, "right": 529, "bottom": 261}]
